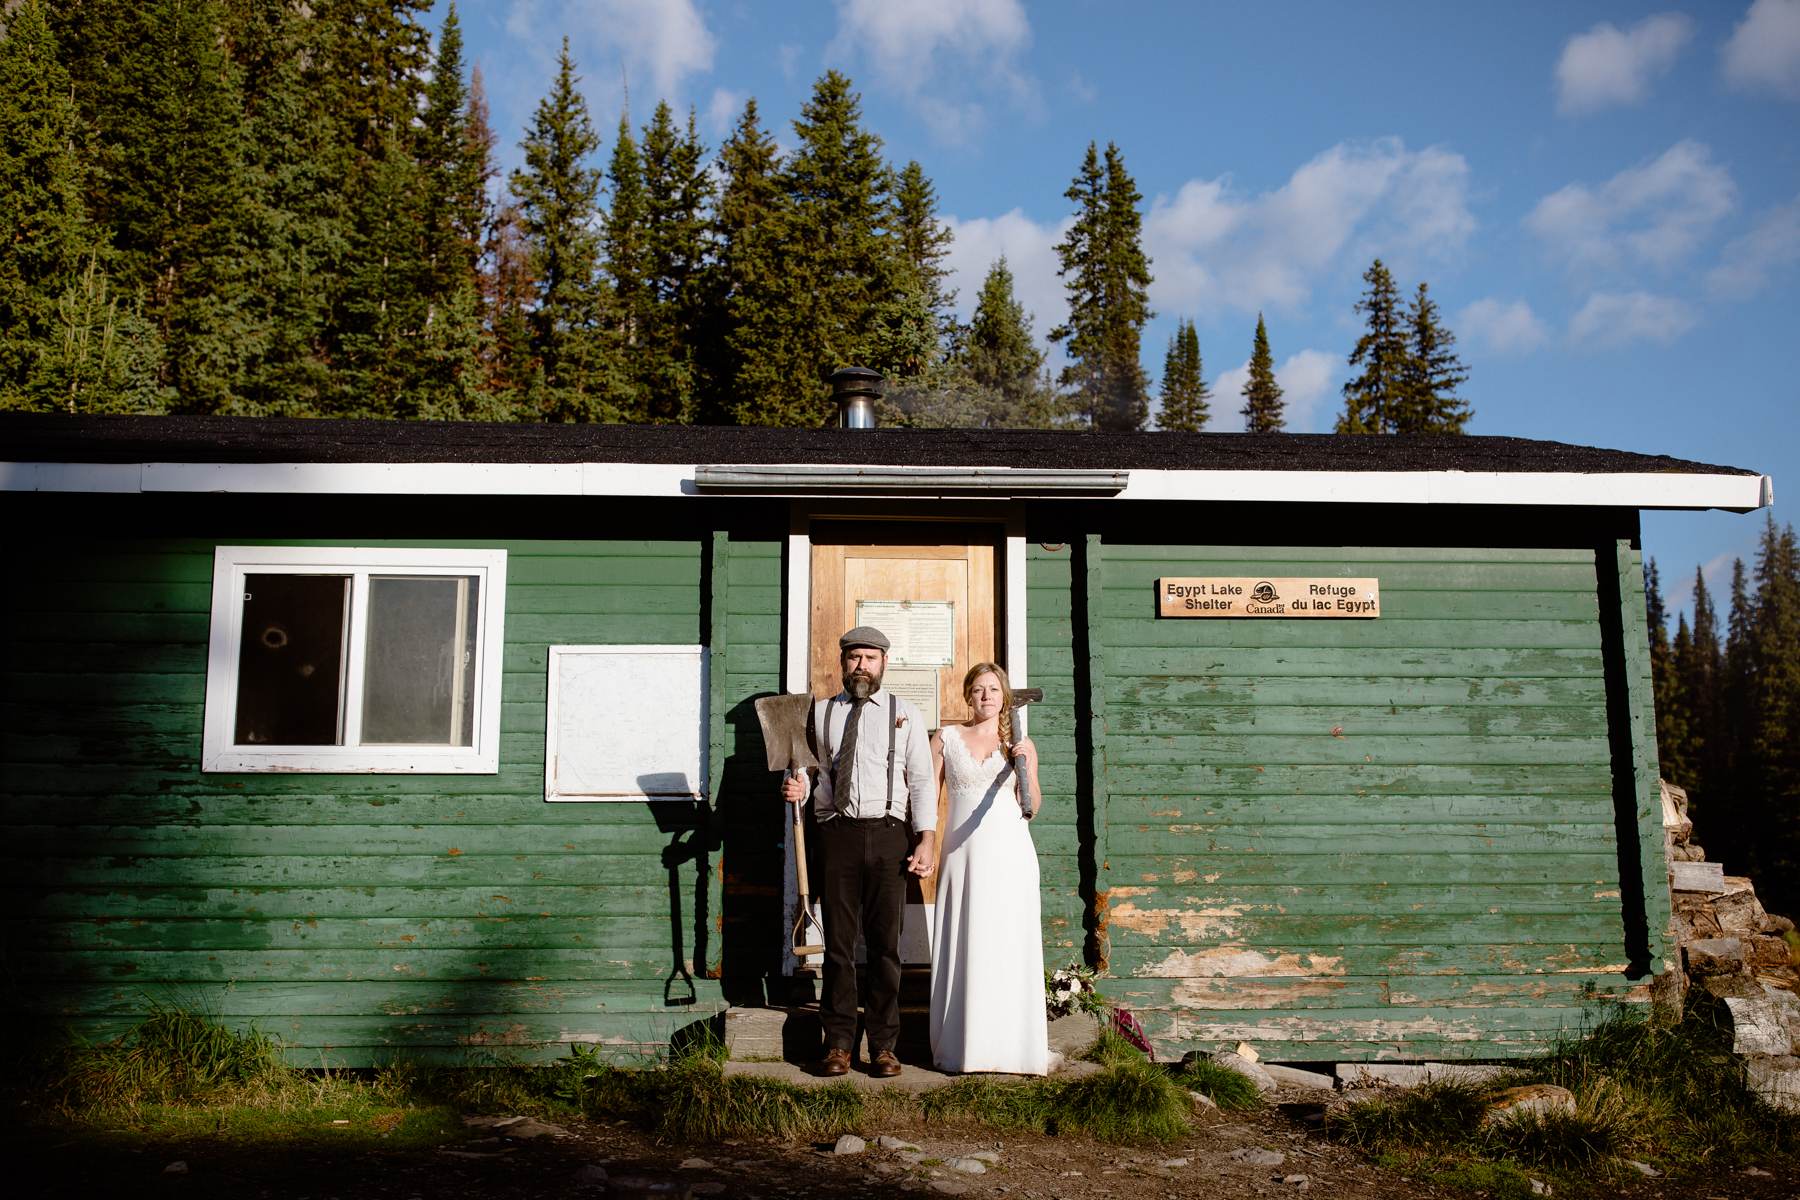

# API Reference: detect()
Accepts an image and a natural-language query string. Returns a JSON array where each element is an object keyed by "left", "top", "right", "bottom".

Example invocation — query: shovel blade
[{"left": 753, "top": 692, "right": 818, "bottom": 774}]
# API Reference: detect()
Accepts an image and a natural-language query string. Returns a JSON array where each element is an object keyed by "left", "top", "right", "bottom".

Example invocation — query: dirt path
[{"left": 13, "top": 1103, "right": 1798, "bottom": 1199}]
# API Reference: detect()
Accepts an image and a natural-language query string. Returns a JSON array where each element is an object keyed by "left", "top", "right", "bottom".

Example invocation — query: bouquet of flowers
[{"left": 1044, "top": 963, "right": 1107, "bottom": 1019}]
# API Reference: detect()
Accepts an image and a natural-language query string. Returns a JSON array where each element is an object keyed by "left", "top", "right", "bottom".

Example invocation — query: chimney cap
[{"left": 828, "top": 366, "right": 884, "bottom": 399}]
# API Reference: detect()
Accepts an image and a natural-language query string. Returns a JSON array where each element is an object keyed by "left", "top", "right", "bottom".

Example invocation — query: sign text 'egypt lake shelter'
[{"left": 1157, "top": 577, "right": 1381, "bottom": 618}]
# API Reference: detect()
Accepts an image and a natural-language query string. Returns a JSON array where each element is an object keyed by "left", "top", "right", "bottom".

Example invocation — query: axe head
[{"left": 754, "top": 692, "right": 819, "bottom": 774}]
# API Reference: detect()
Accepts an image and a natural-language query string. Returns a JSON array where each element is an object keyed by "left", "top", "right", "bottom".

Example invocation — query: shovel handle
[{"left": 787, "top": 767, "right": 812, "bottom": 897}]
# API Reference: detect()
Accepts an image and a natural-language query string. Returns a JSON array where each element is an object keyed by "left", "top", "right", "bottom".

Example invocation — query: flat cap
[{"left": 839, "top": 625, "right": 891, "bottom": 653}]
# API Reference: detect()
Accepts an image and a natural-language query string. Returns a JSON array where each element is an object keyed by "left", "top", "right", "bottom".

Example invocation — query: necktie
[{"left": 834, "top": 697, "right": 868, "bottom": 813}]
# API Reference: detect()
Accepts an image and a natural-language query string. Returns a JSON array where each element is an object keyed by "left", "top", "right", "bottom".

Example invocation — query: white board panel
[{"left": 545, "top": 645, "right": 708, "bottom": 802}]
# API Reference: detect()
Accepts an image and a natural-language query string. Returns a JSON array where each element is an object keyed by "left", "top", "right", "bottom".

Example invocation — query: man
[{"left": 782, "top": 625, "right": 936, "bottom": 1077}]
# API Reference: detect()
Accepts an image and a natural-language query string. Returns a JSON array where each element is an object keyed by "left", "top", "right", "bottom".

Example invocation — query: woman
[{"left": 928, "top": 662, "right": 1049, "bottom": 1075}]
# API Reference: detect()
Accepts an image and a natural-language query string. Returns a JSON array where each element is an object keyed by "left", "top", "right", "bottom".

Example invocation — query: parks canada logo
[{"left": 1250, "top": 581, "right": 1279, "bottom": 604}]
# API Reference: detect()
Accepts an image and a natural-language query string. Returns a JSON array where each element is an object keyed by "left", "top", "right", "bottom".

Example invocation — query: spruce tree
[
  {"left": 1745, "top": 518, "right": 1800, "bottom": 905},
  {"left": 1682, "top": 568, "right": 1724, "bottom": 793},
  {"left": 1645, "top": 558, "right": 1685, "bottom": 781},
  {"left": 1051, "top": 142, "right": 1154, "bottom": 431},
  {"left": 961, "top": 256, "right": 1060, "bottom": 427},
  {"left": 1398, "top": 281, "right": 1472, "bottom": 433},
  {"left": 0, "top": 0, "right": 111, "bottom": 406},
  {"left": 1337, "top": 258, "right": 1408, "bottom": 434},
  {"left": 892, "top": 160, "right": 955, "bottom": 332},
  {"left": 30, "top": 258, "right": 167, "bottom": 412},
  {"left": 483, "top": 200, "right": 536, "bottom": 404},
  {"left": 1240, "top": 314, "right": 1285, "bottom": 432},
  {"left": 638, "top": 102, "right": 711, "bottom": 423},
  {"left": 708, "top": 97, "right": 785, "bottom": 425},
  {"left": 1156, "top": 319, "right": 1208, "bottom": 431},
  {"left": 510, "top": 40, "right": 619, "bottom": 421},
  {"left": 604, "top": 113, "right": 648, "bottom": 417}
]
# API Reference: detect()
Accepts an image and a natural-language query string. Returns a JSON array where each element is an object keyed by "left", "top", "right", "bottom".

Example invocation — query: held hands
[{"left": 906, "top": 833, "right": 936, "bottom": 877}]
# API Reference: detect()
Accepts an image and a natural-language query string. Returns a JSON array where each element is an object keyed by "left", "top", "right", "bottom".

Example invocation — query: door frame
[{"left": 783, "top": 500, "right": 1029, "bottom": 724}]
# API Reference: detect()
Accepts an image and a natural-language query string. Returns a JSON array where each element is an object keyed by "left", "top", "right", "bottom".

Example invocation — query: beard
[{"left": 844, "top": 667, "right": 882, "bottom": 700}]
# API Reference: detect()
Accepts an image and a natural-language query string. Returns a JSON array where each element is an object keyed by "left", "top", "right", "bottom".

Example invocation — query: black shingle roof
[{"left": 0, "top": 414, "right": 1760, "bottom": 475}]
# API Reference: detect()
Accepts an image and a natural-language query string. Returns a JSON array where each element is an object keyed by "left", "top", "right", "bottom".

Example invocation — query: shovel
[
  {"left": 1009, "top": 687, "right": 1044, "bottom": 819},
  {"left": 753, "top": 692, "right": 826, "bottom": 958}
]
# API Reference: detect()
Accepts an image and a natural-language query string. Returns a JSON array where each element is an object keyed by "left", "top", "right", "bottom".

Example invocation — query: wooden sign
[{"left": 1158, "top": 577, "right": 1380, "bottom": 618}]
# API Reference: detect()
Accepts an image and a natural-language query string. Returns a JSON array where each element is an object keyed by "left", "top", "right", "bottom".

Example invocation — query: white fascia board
[
  {"left": 1119, "top": 469, "right": 1771, "bottom": 511},
  {"left": 1, "top": 460, "right": 1772, "bottom": 511}
]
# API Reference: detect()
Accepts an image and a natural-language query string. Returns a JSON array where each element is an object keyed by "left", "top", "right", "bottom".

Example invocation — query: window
[{"left": 202, "top": 547, "right": 507, "bottom": 772}]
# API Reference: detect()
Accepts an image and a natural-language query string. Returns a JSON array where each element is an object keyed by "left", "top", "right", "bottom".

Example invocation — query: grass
[{"left": 1329, "top": 997, "right": 1800, "bottom": 1193}]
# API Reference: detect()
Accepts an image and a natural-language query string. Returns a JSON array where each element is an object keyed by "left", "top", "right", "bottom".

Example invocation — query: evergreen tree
[
  {"left": 510, "top": 39, "right": 620, "bottom": 421},
  {"left": 30, "top": 258, "right": 166, "bottom": 413},
  {"left": 0, "top": 0, "right": 111, "bottom": 406},
  {"left": 708, "top": 97, "right": 786, "bottom": 425},
  {"left": 1681, "top": 568, "right": 1724, "bottom": 795},
  {"left": 1156, "top": 318, "right": 1208, "bottom": 431},
  {"left": 1337, "top": 258, "right": 1409, "bottom": 434},
  {"left": 1051, "top": 141, "right": 1153, "bottom": 431},
  {"left": 1240, "top": 314, "right": 1285, "bottom": 432},
  {"left": 334, "top": 122, "right": 427, "bottom": 417},
  {"left": 1745, "top": 518, "right": 1800, "bottom": 904},
  {"left": 1645, "top": 558, "right": 1685, "bottom": 781},
  {"left": 604, "top": 113, "right": 648, "bottom": 417},
  {"left": 891, "top": 160, "right": 955, "bottom": 332},
  {"left": 483, "top": 199, "right": 536, "bottom": 403},
  {"left": 1397, "top": 281, "right": 1471, "bottom": 433},
  {"left": 960, "top": 256, "right": 1061, "bottom": 427},
  {"left": 638, "top": 102, "right": 711, "bottom": 423}
]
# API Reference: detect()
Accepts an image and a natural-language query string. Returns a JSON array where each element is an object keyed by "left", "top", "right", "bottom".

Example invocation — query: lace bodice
[{"left": 941, "top": 723, "right": 1014, "bottom": 805}]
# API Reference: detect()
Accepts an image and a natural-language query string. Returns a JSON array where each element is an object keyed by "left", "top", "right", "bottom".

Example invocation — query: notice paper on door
[
  {"left": 881, "top": 667, "right": 940, "bottom": 731},
  {"left": 856, "top": 599, "right": 955, "bottom": 667}
]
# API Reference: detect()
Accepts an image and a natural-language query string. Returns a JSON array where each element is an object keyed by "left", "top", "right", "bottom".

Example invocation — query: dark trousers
[{"left": 815, "top": 813, "right": 909, "bottom": 1055}]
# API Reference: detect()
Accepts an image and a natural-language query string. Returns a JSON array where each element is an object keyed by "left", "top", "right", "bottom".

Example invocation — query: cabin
[{"left": 0, "top": 408, "right": 1772, "bottom": 1065}]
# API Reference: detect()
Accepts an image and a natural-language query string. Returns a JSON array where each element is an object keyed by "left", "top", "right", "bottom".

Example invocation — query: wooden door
[{"left": 809, "top": 525, "right": 1000, "bottom": 958}]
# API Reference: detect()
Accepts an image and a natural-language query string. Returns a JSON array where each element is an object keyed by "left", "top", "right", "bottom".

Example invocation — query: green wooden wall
[
  {"left": 1, "top": 502, "right": 786, "bottom": 1065},
  {"left": 1061, "top": 531, "right": 1666, "bottom": 1061}
]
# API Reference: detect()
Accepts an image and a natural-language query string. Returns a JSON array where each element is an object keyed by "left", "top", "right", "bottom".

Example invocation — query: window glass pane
[
  {"left": 235, "top": 574, "right": 349, "bottom": 745},
  {"left": 362, "top": 576, "right": 481, "bottom": 745}
]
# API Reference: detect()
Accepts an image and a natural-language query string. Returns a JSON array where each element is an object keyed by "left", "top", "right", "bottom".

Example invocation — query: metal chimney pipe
[{"left": 829, "top": 366, "right": 883, "bottom": 429}]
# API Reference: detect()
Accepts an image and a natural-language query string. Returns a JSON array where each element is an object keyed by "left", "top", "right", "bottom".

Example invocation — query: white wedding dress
[{"left": 929, "top": 724, "right": 1050, "bottom": 1075}]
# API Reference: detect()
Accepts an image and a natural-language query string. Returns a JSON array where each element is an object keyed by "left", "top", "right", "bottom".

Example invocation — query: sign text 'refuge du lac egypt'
[{"left": 1157, "top": 577, "right": 1380, "bottom": 618}]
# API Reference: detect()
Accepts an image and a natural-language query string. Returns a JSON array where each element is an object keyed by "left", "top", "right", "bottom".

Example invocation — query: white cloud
[
  {"left": 1708, "top": 192, "right": 1800, "bottom": 297},
  {"left": 1145, "top": 138, "right": 1475, "bottom": 318},
  {"left": 1525, "top": 140, "right": 1736, "bottom": 274},
  {"left": 705, "top": 88, "right": 746, "bottom": 138},
  {"left": 1723, "top": 0, "right": 1800, "bottom": 99},
  {"left": 1567, "top": 291, "right": 1698, "bottom": 348},
  {"left": 1213, "top": 348, "right": 1341, "bottom": 433},
  {"left": 508, "top": 0, "right": 717, "bottom": 109},
  {"left": 942, "top": 209, "right": 1070, "bottom": 361},
  {"left": 1554, "top": 14, "right": 1692, "bottom": 114},
  {"left": 827, "top": 0, "right": 1035, "bottom": 143},
  {"left": 1457, "top": 298, "right": 1550, "bottom": 354}
]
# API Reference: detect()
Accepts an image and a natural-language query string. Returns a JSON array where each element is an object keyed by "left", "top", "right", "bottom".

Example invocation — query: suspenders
[{"left": 814, "top": 695, "right": 899, "bottom": 819}]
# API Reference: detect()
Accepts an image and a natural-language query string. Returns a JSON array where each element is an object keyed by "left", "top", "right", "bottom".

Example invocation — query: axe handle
[{"left": 1010, "top": 705, "right": 1039, "bottom": 819}]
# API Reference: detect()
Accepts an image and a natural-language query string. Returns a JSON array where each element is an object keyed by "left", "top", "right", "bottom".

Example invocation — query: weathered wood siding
[
  {"left": 1, "top": 511, "right": 783, "bottom": 1064},
  {"left": 1079, "top": 537, "right": 1660, "bottom": 1061}
]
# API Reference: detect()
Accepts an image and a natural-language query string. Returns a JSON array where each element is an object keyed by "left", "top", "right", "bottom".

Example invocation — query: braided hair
[{"left": 961, "top": 661, "right": 1015, "bottom": 753}]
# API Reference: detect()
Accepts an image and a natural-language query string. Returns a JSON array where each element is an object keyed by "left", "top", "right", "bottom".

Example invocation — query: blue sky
[{"left": 449, "top": 1, "right": 1799, "bottom": 617}]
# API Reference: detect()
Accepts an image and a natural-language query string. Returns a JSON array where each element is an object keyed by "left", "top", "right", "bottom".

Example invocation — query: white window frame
[{"left": 201, "top": 546, "right": 508, "bottom": 773}]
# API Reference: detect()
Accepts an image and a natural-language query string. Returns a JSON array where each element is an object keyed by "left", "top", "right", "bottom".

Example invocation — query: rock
[
  {"left": 878, "top": 1136, "right": 922, "bottom": 1151},
  {"left": 1334, "top": 1062, "right": 1506, "bottom": 1088},
  {"left": 1209, "top": 1050, "right": 1277, "bottom": 1094},
  {"left": 832, "top": 1134, "right": 867, "bottom": 1156},
  {"left": 163, "top": 1161, "right": 189, "bottom": 1175},
  {"left": 1765, "top": 913, "right": 1797, "bottom": 935},
  {"left": 1188, "top": 1089, "right": 1219, "bottom": 1111},
  {"left": 1228, "top": 1148, "right": 1286, "bottom": 1167},
  {"left": 1158, "top": 1157, "right": 1190, "bottom": 1168},
  {"left": 1047, "top": 1011, "right": 1103, "bottom": 1056},
  {"left": 1262, "top": 1063, "right": 1335, "bottom": 1090},
  {"left": 1671, "top": 860, "right": 1727, "bottom": 893},
  {"left": 1480, "top": 1084, "right": 1576, "bottom": 1128},
  {"left": 1718, "top": 986, "right": 1797, "bottom": 1056},
  {"left": 1744, "top": 1165, "right": 1774, "bottom": 1176},
  {"left": 898, "top": 1151, "right": 928, "bottom": 1165},
  {"left": 1714, "top": 886, "right": 1769, "bottom": 936},
  {"left": 1529, "top": 1179, "right": 1552, "bottom": 1196},
  {"left": 1745, "top": 1055, "right": 1800, "bottom": 1113},
  {"left": 492, "top": 1115, "right": 568, "bottom": 1139},
  {"left": 946, "top": 1157, "right": 987, "bottom": 1174},
  {"left": 1279, "top": 1174, "right": 1311, "bottom": 1190},
  {"left": 1234, "top": 1041, "right": 1260, "bottom": 1062},
  {"left": 573, "top": 1164, "right": 610, "bottom": 1186},
  {"left": 1624, "top": 1160, "right": 1661, "bottom": 1177},
  {"left": 967, "top": 1150, "right": 1001, "bottom": 1164},
  {"left": 678, "top": 1157, "right": 715, "bottom": 1170},
  {"left": 928, "top": 1182, "right": 971, "bottom": 1196}
]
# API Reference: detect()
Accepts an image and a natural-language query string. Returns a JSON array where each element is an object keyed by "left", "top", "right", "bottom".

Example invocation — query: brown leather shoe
[
  {"left": 815, "top": 1047, "right": 851, "bottom": 1077},
  {"left": 869, "top": 1049, "right": 902, "bottom": 1078}
]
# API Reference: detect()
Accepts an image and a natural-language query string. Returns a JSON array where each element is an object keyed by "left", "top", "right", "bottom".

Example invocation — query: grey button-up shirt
[{"left": 810, "top": 689, "right": 936, "bottom": 834}]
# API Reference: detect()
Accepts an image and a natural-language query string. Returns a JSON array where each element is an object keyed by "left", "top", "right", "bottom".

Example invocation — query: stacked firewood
[{"left": 1662, "top": 780, "right": 1800, "bottom": 1112}]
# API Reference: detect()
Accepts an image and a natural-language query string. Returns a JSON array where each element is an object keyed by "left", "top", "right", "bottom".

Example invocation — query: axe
[
  {"left": 1009, "top": 687, "right": 1044, "bottom": 819},
  {"left": 753, "top": 692, "right": 826, "bottom": 958}
]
